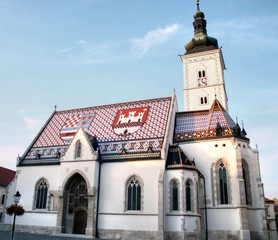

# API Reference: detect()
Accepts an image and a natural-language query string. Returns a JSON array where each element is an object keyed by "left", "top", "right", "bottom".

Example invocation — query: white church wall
[
  {"left": 207, "top": 208, "right": 241, "bottom": 230},
  {"left": 3, "top": 176, "right": 17, "bottom": 224},
  {"left": 11, "top": 165, "right": 59, "bottom": 227},
  {"left": 164, "top": 169, "right": 200, "bottom": 233},
  {"left": 16, "top": 166, "right": 59, "bottom": 210},
  {"left": 16, "top": 212, "right": 57, "bottom": 227},
  {"left": 165, "top": 215, "right": 182, "bottom": 231},
  {"left": 98, "top": 214, "right": 158, "bottom": 231},
  {"left": 179, "top": 138, "right": 240, "bottom": 206},
  {"left": 247, "top": 209, "right": 265, "bottom": 232},
  {"left": 98, "top": 159, "right": 164, "bottom": 231}
]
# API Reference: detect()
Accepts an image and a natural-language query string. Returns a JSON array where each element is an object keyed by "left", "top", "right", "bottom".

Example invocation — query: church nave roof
[{"left": 19, "top": 96, "right": 172, "bottom": 164}]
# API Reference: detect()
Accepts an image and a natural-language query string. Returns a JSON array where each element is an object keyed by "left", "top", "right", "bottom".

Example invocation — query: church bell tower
[{"left": 181, "top": 0, "right": 228, "bottom": 112}]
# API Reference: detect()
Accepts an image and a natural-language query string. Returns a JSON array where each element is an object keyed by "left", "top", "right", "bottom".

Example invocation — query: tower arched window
[
  {"left": 171, "top": 179, "right": 179, "bottom": 211},
  {"left": 200, "top": 96, "right": 208, "bottom": 105},
  {"left": 126, "top": 176, "right": 142, "bottom": 211},
  {"left": 75, "top": 140, "right": 82, "bottom": 158},
  {"left": 219, "top": 162, "right": 228, "bottom": 204},
  {"left": 35, "top": 178, "right": 48, "bottom": 209},
  {"left": 186, "top": 180, "right": 192, "bottom": 211}
]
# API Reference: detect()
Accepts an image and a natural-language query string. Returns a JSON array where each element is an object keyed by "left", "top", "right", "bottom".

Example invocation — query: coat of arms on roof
[
  {"left": 60, "top": 113, "right": 95, "bottom": 141},
  {"left": 112, "top": 107, "right": 149, "bottom": 135}
]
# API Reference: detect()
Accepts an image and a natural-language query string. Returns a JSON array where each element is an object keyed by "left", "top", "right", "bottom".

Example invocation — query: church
[{"left": 2, "top": 1, "right": 267, "bottom": 240}]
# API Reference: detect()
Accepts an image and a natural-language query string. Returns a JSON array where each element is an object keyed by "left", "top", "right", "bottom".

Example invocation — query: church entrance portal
[
  {"left": 73, "top": 210, "right": 87, "bottom": 234},
  {"left": 61, "top": 173, "right": 88, "bottom": 234}
]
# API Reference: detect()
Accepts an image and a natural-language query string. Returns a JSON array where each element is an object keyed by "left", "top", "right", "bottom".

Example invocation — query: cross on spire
[{"left": 196, "top": 0, "right": 200, "bottom": 11}]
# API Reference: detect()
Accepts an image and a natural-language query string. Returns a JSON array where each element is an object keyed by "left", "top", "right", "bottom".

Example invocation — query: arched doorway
[
  {"left": 73, "top": 210, "right": 87, "bottom": 234},
  {"left": 61, "top": 173, "right": 88, "bottom": 234}
]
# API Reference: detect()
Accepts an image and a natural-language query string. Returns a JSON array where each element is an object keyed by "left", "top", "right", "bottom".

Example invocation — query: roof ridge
[
  {"left": 56, "top": 96, "right": 172, "bottom": 113},
  {"left": 207, "top": 99, "right": 234, "bottom": 134}
]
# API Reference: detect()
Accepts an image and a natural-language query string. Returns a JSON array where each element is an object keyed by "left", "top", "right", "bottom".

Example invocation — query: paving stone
[{"left": 0, "top": 231, "right": 98, "bottom": 240}]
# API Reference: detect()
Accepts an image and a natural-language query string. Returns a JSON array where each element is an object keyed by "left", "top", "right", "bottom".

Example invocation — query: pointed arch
[
  {"left": 242, "top": 159, "right": 252, "bottom": 205},
  {"left": 75, "top": 140, "right": 82, "bottom": 158},
  {"left": 125, "top": 175, "right": 143, "bottom": 211},
  {"left": 34, "top": 178, "right": 49, "bottom": 209},
  {"left": 61, "top": 169, "right": 91, "bottom": 193},
  {"left": 185, "top": 178, "right": 193, "bottom": 212},
  {"left": 169, "top": 178, "right": 180, "bottom": 211},
  {"left": 61, "top": 172, "right": 89, "bottom": 234},
  {"left": 215, "top": 159, "right": 231, "bottom": 205}
]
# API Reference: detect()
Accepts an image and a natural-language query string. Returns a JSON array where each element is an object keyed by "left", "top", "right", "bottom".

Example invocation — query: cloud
[
  {"left": 210, "top": 15, "right": 278, "bottom": 50},
  {"left": 19, "top": 108, "right": 44, "bottom": 130},
  {"left": 55, "top": 40, "right": 120, "bottom": 65},
  {"left": 131, "top": 23, "right": 182, "bottom": 57},
  {"left": 0, "top": 146, "right": 24, "bottom": 170}
]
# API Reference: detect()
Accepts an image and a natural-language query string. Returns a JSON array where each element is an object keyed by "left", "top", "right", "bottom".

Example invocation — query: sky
[{"left": 0, "top": 0, "right": 277, "bottom": 198}]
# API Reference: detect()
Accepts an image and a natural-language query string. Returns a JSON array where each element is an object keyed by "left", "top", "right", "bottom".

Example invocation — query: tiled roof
[
  {"left": 174, "top": 99, "right": 239, "bottom": 142},
  {"left": 166, "top": 145, "right": 196, "bottom": 170},
  {"left": 0, "top": 167, "right": 16, "bottom": 186},
  {"left": 265, "top": 197, "right": 275, "bottom": 203},
  {"left": 21, "top": 97, "right": 172, "bottom": 162}
]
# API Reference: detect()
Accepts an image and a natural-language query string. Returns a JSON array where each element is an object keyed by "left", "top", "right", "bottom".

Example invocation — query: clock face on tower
[{"left": 198, "top": 77, "right": 207, "bottom": 87}]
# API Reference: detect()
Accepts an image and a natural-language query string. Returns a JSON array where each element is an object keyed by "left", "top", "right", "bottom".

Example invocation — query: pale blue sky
[{"left": 0, "top": 0, "right": 277, "bottom": 198}]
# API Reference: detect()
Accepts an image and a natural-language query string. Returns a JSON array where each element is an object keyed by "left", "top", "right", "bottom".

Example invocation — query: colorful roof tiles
[
  {"left": 174, "top": 99, "right": 237, "bottom": 141},
  {"left": 21, "top": 97, "right": 172, "bottom": 162}
]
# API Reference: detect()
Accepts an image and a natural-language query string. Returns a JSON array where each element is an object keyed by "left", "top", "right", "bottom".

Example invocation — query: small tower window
[
  {"left": 197, "top": 66, "right": 208, "bottom": 87},
  {"left": 200, "top": 96, "right": 208, "bottom": 105},
  {"left": 198, "top": 70, "right": 206, "bottom": 78}
]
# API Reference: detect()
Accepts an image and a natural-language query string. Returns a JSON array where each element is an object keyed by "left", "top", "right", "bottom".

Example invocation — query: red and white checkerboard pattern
[
  {"left": 31, "top": 97, "right": 171, "bottom": 152},
  {"left": 63, "top": 115, "right": 80, "bottom": 128}
]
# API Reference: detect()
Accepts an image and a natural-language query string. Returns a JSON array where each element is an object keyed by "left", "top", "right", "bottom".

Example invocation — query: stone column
[
  {"left": 86, "top": 187, "right": 96, "bottom": 237},
  {"left": 157, "top": 169, "right": 164, "bottom": 240},
  {"left": 55, "top": 190, "right": 64, "bottom": 234}
]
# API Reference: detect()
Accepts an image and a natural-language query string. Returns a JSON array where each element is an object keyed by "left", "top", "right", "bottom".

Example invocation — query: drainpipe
[
  {"left": 95, "top": 152, "right": 102, "bottom": 239},
  {"left": 198, "top": 172, "right": 208, "bottom": 240}
]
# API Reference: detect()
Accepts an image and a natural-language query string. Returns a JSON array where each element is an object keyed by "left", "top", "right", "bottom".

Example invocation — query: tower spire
[
  {"left": 185, "top": 0, "right": 218, "bottom": 54},
  {"left": 196, "top": 0, "right": 200, "bottom": 11}
]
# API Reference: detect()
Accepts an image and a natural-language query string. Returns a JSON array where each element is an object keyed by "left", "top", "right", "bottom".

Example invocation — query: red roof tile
[
  {"left": 21, "top": 97, "right": 172, "bottom": 161},
  {"left": 265, "top": 197, "right": 275, "bottom": 203},
  {"left": 0, "top": 167, "right": 16, "bottom": 186}
]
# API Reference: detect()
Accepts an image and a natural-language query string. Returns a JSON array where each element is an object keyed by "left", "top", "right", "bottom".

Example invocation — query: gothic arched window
[
  {"left": 186, "top": 180, "right": 192, "bottom": 211},
  {"left": 35, "top": 178, "right": 48, "bottom": 209},
  {"left": 75, "top": 140, "right": 82, "bottom": 158},
  {"left": 127, "top": 176, "right": 142, "bottom": 211},
  {"left": 219, "top": 162, "right": 228, "bottom": 204},
  {"left": 242, "top": 161, "right": 252, "bottom": 205},
  {"left": 171, "top": 179, "right": 179, "bottom": 211}
]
